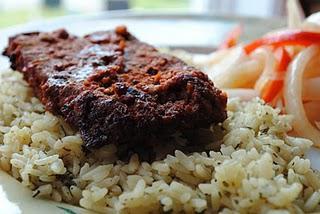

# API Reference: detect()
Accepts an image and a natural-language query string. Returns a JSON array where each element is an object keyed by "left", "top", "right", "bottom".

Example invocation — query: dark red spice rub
[{"left": 3, "top": 26, "right": 227, "bottom": 150}]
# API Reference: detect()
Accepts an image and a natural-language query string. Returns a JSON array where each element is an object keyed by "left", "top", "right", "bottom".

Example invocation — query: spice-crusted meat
[{"left": 3, "top": 26, "right": 227, "bottom": 150}]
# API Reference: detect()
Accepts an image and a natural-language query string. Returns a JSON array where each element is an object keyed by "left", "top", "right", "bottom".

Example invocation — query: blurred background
[{"left": 0, "top": 0, "right": 319, "bottom": 29}]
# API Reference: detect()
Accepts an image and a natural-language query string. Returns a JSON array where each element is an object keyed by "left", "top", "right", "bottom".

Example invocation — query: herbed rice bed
[{"left": 0, "top": 70, "right": 320, "bottom": 214}]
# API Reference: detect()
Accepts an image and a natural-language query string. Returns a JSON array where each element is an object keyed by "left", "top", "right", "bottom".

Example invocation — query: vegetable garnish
[
  {"left": 219, "top": 25, "right": 242, "bottom": 49},
  {"left": 260, "top": 48, "right": 292, "bottom": 103},
  {"left": 244, "top": 30, "right": 320, "bottom": 54},
  {"left": 274, "top": 47, "right": 292, "bottom": 72},
  {"left": 261, "top": 79, "right": 283, "bottom": 103}
]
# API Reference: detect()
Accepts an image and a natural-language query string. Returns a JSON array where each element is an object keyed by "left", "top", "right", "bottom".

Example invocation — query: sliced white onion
[
  {"left": 306, "top": 12, "right": 320, "bottom": 25},
  {"left": 303, "top": 12, "right": 320, "bottom": 32},
  {"left": 304, "top": 101, "right": 320, "bottom": 122},
  {"left": 287, "top": 0, "right": 305, "bottom": 28},
  {"left": 223, "top": 89, "right": 259, "bottom": 101},
  {"left": 316, "top": 121, "right": 320, "bottom": 130},
  {"left": 304, "top": 56, "right": 320, "bottom": 78},
  {"left": 284, "top": 45, "right": 320, "bottom": 146},
  {"left": 302, "top": 21, "right": 320, "bottom": 33},
  {"left": 252, "top": 47, "right": 277, "bottom": 93},
  {"left": 303, "top": 78, "right": 320, "bottom": 101},
  {"left": 192, "top": 49, "right": 230, "bottom": 68},
  {"left": 301, "top": 11, "right": 320, "bottom": 34},
  {"left": 204, "top": 46, "right": 263, "bottom": 88},
  {"left": 275, "top": 95, "right": 285, "bottom": 111}
]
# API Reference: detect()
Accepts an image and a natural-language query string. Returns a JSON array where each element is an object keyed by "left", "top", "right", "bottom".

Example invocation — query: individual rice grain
[
  {"left": 81, "top": 165, "right": 113, "bottom": 182},
  {"left": 32, "top": 184, "right": 53, "bottom": 197}
]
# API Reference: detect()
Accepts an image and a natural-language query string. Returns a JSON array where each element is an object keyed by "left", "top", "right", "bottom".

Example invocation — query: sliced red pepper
[
  {"left": 219, "top": 25, "right": 242, "bottom": 50},
  {"left": 274, "top": 47, "right": 292, "bottom": 72},
  {"left": 244, "top": 30, "right": 320, "bottom": 54},
  {"left": 261, "top": 79, "right": 283, "bottom": 103},
  {"left": 259, "top": 48, "right": 291, "bottom": 103}
]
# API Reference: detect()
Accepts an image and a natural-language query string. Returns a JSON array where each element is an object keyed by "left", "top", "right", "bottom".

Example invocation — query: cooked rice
[{"left": 0, "top": 70, "right": 320, "bottom": 213}]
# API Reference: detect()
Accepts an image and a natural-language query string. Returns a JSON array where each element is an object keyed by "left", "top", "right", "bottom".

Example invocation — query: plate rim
[{"left": 0, "top": 10, "right": 284, "bottom": 35}]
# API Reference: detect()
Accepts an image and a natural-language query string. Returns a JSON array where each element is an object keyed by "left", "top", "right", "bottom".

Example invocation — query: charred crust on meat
[{"left": 3, "top": 26, "right": 228, "bottom": 151}]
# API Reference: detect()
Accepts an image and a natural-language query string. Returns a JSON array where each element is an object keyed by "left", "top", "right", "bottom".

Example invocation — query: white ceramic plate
[
  {"left": 0, "top": 11, "right": 285, "bottom": 70},
  {"left": 0, "top": 11, "right": 319, "bottom": 214}
]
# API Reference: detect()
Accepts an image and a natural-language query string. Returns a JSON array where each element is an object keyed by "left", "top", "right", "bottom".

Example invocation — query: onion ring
[
  {"left": 223, "top": 89, "right": 259, "bottom": 101},
  {"left": 303, "top": 77, "right": 320, "bottom": 101},
  {"left": 284, "top": 45, "right": 320, "bottom": 146}
]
